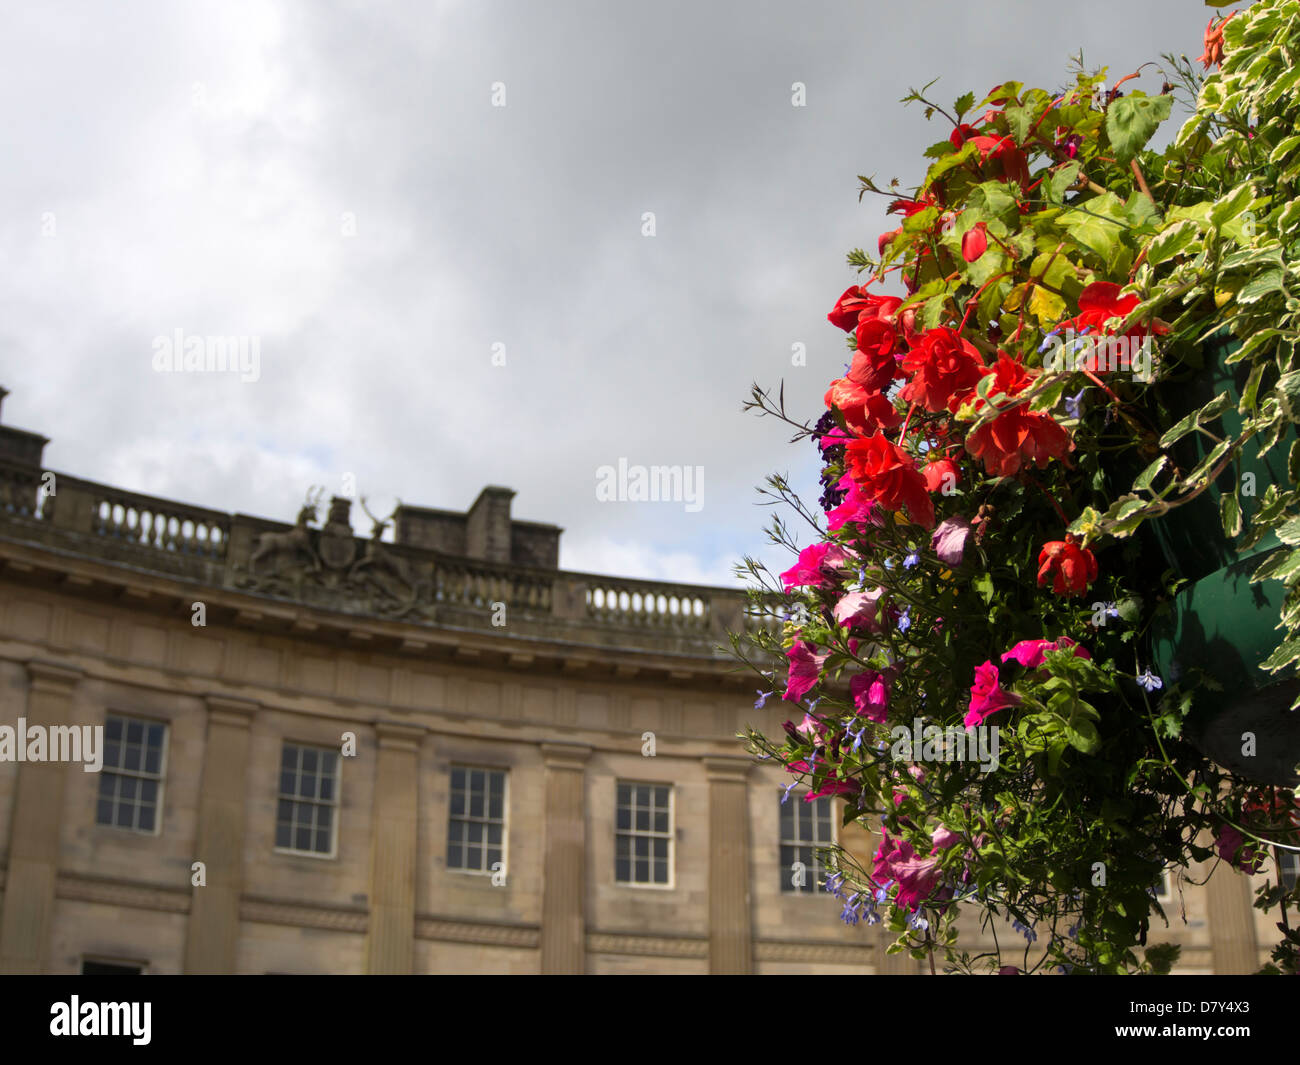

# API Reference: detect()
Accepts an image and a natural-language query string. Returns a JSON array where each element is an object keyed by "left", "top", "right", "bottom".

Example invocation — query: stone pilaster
[
  {"left": 183, "top": 695, "right": 258, "bottom": 974},
  {"left": 539, "top": 742, "right": 591, "bottom": 974},
  {"left": 704, "top": 756, "right": 753, "bottom": 974},
  {"left": 364, "top": 722, "right": 425, "bottom": 974},
  {"left": 1206, "top": 861, "right": 1260, "bottom": 974},
  {"left": 0, "top": 660, "right": 82, "bottom": 974}
]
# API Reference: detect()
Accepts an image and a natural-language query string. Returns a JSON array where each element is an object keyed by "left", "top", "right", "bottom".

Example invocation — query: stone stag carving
[
  {"left": 248, "top": 486, "right": 324, "bottom": 576},
  {"left": 350, "top": 497, "right": 430, "bottom": 614}
]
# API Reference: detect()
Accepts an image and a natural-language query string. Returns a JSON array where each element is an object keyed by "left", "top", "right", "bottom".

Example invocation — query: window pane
[
  {"left": 634, "top": 836, "right": 649, "bottom": 858},
  {"left": 470, "top": 769, "right": 484, "bottom": 795},
  {"left": 141, "top": 780, "right": 157, "bottom": 804},
  {"left": 617, "top": 783, "right": 631, "bottom": 806},
  {"left": 319, "top": 776, "right": 333, "bottom": 801},
  {"left": 104, "top": 742, "right": 121, "bottom": 769},
  {"left": 616, "top": 857, "right": 630, "bottom": 882},
  {"left": 106, "top": 717, "right": 122, "bottom": 742},
  {"left": 281, "top": 746, "right": 296, "bottom": 769},
  {"left": 653, "top": 811, "right": 668, "bottom": 833},
  {"left": 489, "top": 793, "right": 503, "bottom": 820},
  {"left": 635, "top": 808, "right": 649, "bottom": 832},
  {"left": 654, "top": 860, "right": 668, "bottom": 884},
  {"left": 487, "top": 848, "right": 502, "bottom": 868},
  {"left": 466, "top": 846, "right": 481, "bottom": 869},
  {"left": 280, "top": 770, "right": 295, "bottom": 797},
  {"left": 276, "top": 823, "right": 291, "bottom": 849},
  {"left": 301, "top": 748, "right": 317, "bottom": 775},
  {"left": 315, "top": 829, "right": 330, "bottom": 853},
  {"left": 487, "top": 824, "right": 501, "bottom": 846},
  {"left": 138, "top": 806, "right": 155, "bottom": 832},
  {"left": 451, "top": 767, "right": 465, "bottom": 791},
  {"left": 295, "top": 826, "right": 312, "bottom": 851},
  {"left": 655, "top": 786, "right": 669, "bottom": 809},
  {"left": 467, "top": 822, "right": 483, "bottom": 844},
  {"left": 120, "top": 777, "right": 137, "bottom": 801},
  {"left": 123, "top": 744, "right": 141, "bottom": 772},
  {"left": 635, "top": 858, "right": 648, "bottom": 882},
  {"left": 144, "top": 749, "right": 161, "bottom": 775},
  {"left": 469, "top": 791, "right": 484, "bottom": 818},
  {"left": 489, "top": 773, "right": 504, "bottom": 797},
  {"left": 450, "top": 790, "right": 465, "bottom": 816},
  {"left": 125, "top": 720, "right": 143, "bottom": 745},
  {"left": 448, "top": 844, "right": 463, "bottom": 868},
  {"left": 653, "top": 837, "right": 668, "bottom": 860},
  {"left": 616, "top": 807, "right": 630, "bottom": 830}
]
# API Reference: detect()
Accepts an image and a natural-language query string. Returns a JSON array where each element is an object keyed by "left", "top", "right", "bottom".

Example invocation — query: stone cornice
[
  {"left": 0, "top": 536, "right": 750, "bottom": 688},
  {"left": 586, "top": 932, "right": 709, "bottom": 958}
]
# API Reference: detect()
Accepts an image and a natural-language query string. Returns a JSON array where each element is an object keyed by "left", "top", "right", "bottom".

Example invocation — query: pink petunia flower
[
  {"left": 850, "top": 669, "right": 891, "bottom": 723},
  {"left": 965, "top": 660, "right": 1021, "bottom": 728},
  {"left": 782, "top": 640, "right": 827, "bottom": 703},
  {"left": 931, "top": 516, "right": 972, "bottom": 566},
  {"left": 1001, "top": 636, "right": 1091, "bottom": 670},
  {"left": 833, "top": 586, "right": 886, "bottom": 633}
]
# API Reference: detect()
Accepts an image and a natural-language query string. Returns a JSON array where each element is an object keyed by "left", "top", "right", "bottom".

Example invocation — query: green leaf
[
  {"left": 1105, "top": 93, "right": 1174, "bottom": 164},
  {"left": 1210, "top": 182, "right": 1256, "bottom": 228},
  {"left": 1064, "top": 717, "right": 1100, "bottom": 754},
  {"left": 953, "top": 92, "right": 974, "bottom": 118},
  {"left": 1145, "top": 219, "right": 1200, "bottom": 265},
  {"left": 1269, "top": 135, "right": 1300, "bottom": 164},
  {"left": 1060, "top": 192, "right": 1126, "bottom": 264},
  {"left": 1260, "top": 636, "right": 1300, "bottom": 673},
  {"left": 1004, "top": 104, "right": 1031, "bottom": 145},
  {"left": 1236, "top": 269, "right": 1284, "bottom": 304},
  {"left": 1132, "top": 455, "right": 1168, "bottom": 491},
  {"left": 1278, "top": 517, "right": 1300, "bottom": 546},
  {"left": 1221, "top": 492, "right": 1242, "bottom": 538},
  {"left": 1159, "top": 409, "right": 1200, "bottom": 447},
  {"left": 973, "top": 572, "right": 995, "bottom": 605},
  {"left": 1196, "top": 391, "right": 1233, "bottom": 425},
  {"left": 1048, "top": 162, "right": 1081, "bottom": 204}
]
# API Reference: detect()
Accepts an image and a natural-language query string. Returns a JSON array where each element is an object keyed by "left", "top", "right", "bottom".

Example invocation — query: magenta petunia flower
[
  {"left": 779, "top": 543, "right": 837, "bottom": 591},
  {"left": 965, "top": 660, "right": 1021, "bottom": 728},
  {"left": 872, "top": 830, "right": 940, "bottom": 910},
  {"left": 826, "top": 480, "right": 883, "bottom": 532},
  {"left": 803, "top": 776, "right": 860, "bottom": 802},
  {"left": 1001, "top": 636, "right": 1091, "bottom": 670},
  {"left": 782, "top": 640, "right": 827, "bottom": 702},
  {"left": 850, "top": 669, "right": 891, "bottom": 723},
  {"left": 930, "top": 516, "right": 972, "bottom": 566}
]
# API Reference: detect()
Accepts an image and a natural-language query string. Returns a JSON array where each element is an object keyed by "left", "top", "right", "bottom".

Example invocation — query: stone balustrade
[{"left": 0, "top": 467, "right": 767, "bottom": 656}]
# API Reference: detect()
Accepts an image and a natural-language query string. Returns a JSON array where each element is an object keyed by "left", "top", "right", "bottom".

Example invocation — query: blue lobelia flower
[{"left": 1136, "top": 669, "right": 1163, "bottom": 693}]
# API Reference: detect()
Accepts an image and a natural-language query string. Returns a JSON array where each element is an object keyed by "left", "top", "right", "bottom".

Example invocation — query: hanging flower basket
[{"left": 733, "top": 2, "right": 1300, "bottom": 975}]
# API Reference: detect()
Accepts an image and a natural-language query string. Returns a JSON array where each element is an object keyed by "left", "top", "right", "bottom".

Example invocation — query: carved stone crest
[{"left": 318, "top": 496, "right": 358, "bottom": 570}]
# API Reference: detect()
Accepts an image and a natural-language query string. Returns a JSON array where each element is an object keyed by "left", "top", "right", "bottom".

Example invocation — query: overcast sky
[{"left": 0, "top": 0, "right": 1211, "bottom": 588}]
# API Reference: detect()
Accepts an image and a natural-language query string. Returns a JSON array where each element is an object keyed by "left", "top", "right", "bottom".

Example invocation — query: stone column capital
[
  {"left": 374, "top": 721, "right": 426, "bottom": 753},
  {"left": 541, "top": 742, "right": 592, "bottom": 771},
  {"left": 202, "top": 693, "right": 259, "bottom": 728},
  {"left": 702, "top": 755, "right": 754, "bottom": 784},
  {"left": 25, "top": 659, "right": 82, "bottom": 691}
]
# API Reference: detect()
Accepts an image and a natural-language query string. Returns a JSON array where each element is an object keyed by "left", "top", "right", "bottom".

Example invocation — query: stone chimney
[{"left": 465, "top": 486, "right": 515, "bottom": 564}]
